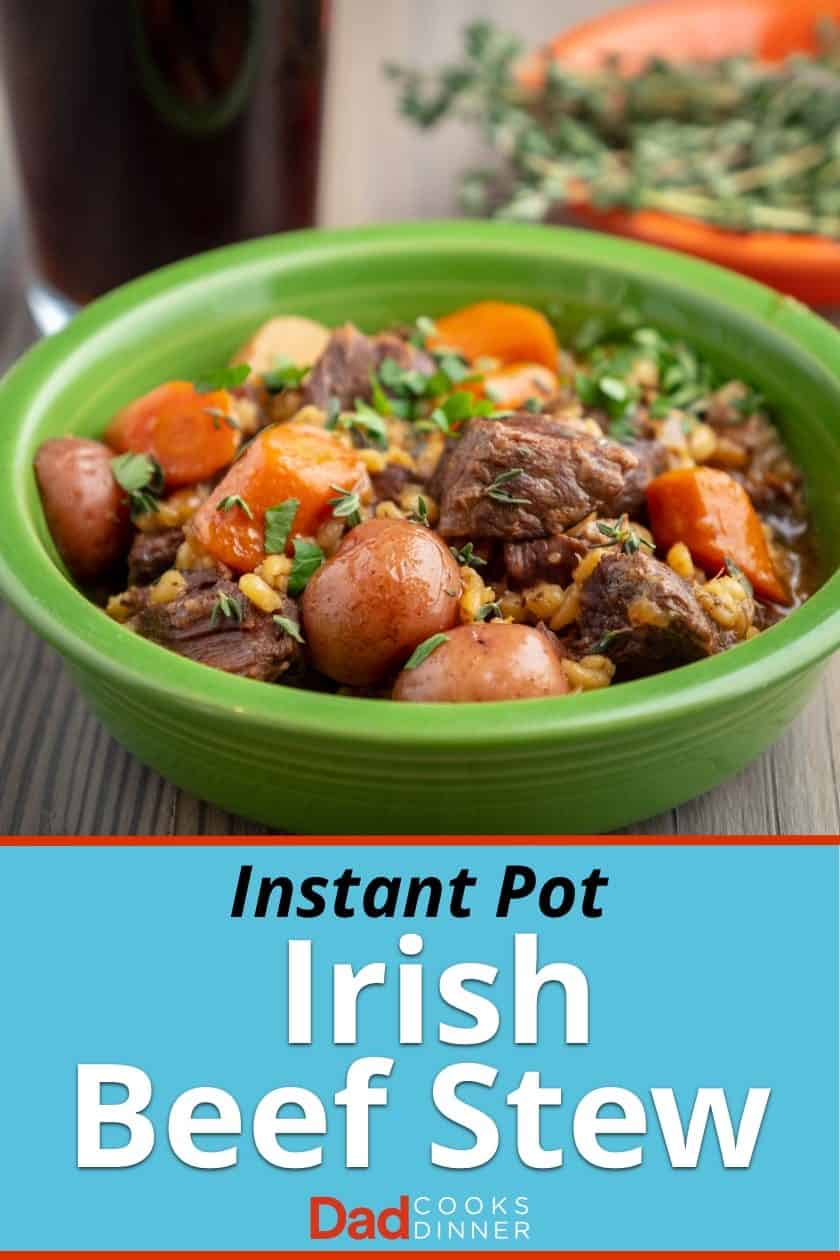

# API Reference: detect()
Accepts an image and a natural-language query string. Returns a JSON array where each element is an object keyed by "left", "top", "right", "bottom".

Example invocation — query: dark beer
[{"left": 0, "top": 0, "right": 328, "bottom": 308}]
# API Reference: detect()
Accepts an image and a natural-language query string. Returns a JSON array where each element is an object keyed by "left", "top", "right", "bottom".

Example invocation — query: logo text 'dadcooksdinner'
[{"left": 310, "top": 1194, "right": 531, "bottom": 1242}]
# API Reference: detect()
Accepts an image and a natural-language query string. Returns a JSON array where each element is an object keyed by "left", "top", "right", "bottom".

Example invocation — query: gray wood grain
[{"left": 0, "top": 0, "right": 838, "bottom": 835}]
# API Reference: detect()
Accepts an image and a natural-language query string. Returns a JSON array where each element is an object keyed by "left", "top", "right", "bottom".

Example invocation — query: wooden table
[{"left": 1, "top": 0, "right": 838, "bottom": 835}]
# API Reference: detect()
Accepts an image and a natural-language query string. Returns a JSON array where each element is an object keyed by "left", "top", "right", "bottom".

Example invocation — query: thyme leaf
[
  {"left": 210, "top": 591, "right": 243, "bottom": 627},
  {"left": 485, "top": 467, "right": 529, "bottom": 506},
  {"left": 403, "top": 632, "right": 449, "bottom": 670}
]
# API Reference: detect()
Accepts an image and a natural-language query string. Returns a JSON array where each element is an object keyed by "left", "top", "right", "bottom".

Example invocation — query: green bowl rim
[{"left": 0, "top": 220, "right": 838, "bottom": 749}]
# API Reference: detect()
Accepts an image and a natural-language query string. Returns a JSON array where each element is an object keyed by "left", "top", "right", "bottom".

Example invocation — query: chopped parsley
[
  {"left": 110, "top": 452, "right": 164, "bottom": 518},
  {"left": 192, "top": 363, "right": 250, "bottom": 393},
  {"left": 210, "top": 591, "right": 243, "bottom": 627},
  {"left": 485, "top": 468, "right": 529, "bottom": 506},
  {"left": 523, "top": 396, "right": 544, "bottom": 413},
  {"left": 379, "top": 356, "right": 429, "bottom": 398},
  {"left": 450, "top": 541, "right": 486, "bottom": 569},
  {"left": 263, "top": 356, "right": 309, "bottom": 392},
  {"left": 288, "top": 539, "right": 325, "bottom": 596},
  {"left": 409, "top": 315, "right": 437, "bottom": 348},
  {"left": 369, "top": 370, "right": 392, "bottom": 417},
  {"left": 273, "top": 615, "right": 305, "bottom": 644},
  {"left": 607, "top": 413, "right": 639, "bottom": 443},
  {"left": 264, "top": 499, "right": 300, "bottom": 554},
  {"left": 331, "top": 400, "right": 388, "bottom": 449},
  {"left": 403, "top": 632, "right": 449, "bottom": 670},
  {"left": 376, "top": 349, "right": 482, "bottom": 424},
  {"left": 573, "top": 325, "right": 728, "bottom": 438},
  {"left": 376, "top": 356, "right": 432, "bottom": 422},
  {"left": 329, "top": 484, "right": 362, "bottom": 527},
  {"left": 416, "top": 389, "right": 495, "bottom": 437},
  {"left": 216, "top": 494, "right": 253, "bottom": 519}
]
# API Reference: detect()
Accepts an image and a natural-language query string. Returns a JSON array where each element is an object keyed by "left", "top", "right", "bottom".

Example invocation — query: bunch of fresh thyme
[{"left": 387, "top": 19, "right": 840, "bottom": 237}]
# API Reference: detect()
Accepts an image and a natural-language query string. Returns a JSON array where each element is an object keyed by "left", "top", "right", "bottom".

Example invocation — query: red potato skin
[
  {"left": 393, "top": 622, "right": 571, "bottom": 703},
  {"left": 302, "top": 518, "right": 462, "bottom": 686},
  {"left": 35, "top": 437, "right": 131, "bottom": 582}
]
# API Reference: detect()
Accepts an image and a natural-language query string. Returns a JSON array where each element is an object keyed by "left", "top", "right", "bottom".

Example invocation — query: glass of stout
[{"left": 0, "top": 0, "right": 329, "bottom": 332}]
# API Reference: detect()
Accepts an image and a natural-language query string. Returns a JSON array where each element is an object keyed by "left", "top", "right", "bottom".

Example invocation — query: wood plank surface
[{"left": 0, "top": 0, "right": 837, "bottom": 835}]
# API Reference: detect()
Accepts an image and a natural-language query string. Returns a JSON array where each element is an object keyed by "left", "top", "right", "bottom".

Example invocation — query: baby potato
[
  {"left": 302, "top": 518, "right": 461, "bottom": 686},
  {"left": 35, "top": 437, "right": 131, "bottom": 582},
  {"left": 231, "top": 316, "right": 331, "bottom": 379},
  {"left": 393, "top": 622, "right": 570, "bottom": 703}
]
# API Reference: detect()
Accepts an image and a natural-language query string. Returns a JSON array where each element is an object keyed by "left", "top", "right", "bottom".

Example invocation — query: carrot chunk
[
  {"left": 647, "top": 466, "right": 788, "bottom": 604},
  {"left": 189, "top": 424, "right": 370, "bottom": 572},
  {"left": 106, "top": 382, "right": 239, "bottom": 488},
  {"left": 464, "top": 361, "right": 558, "bottom": 409},
  {"left": 429, "top": 301, "right": 559, "bottom": 371}
]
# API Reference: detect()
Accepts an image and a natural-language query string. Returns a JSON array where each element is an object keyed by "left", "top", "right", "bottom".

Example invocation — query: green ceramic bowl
[{"left": 1, "top": 222, "right": 839, "bottom": 833}]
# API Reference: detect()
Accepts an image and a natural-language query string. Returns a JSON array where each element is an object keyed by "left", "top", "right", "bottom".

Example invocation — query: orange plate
[{"left": 518, "top": 0, "right": 840, "bottom": 306}]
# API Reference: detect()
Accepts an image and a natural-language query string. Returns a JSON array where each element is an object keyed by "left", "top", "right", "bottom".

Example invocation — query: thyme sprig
[
  {"left": 596, "top": 515, "right": 655, "bottom": 556},
  {"left": 329, "top": 484, "right": 363, "bottom": 527},
  {"left": 210, "top": 591, "right": 243, "bottom": 627},
  {"left": 485, "top": 468, "right": 529, "bottom": 506},
  {"left": 389, "top": 18, "right": 840, "bottom": 239}
]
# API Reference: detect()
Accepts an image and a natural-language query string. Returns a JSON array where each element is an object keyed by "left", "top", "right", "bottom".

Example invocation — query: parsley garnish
[
  {"left": 607, "top": 414, "right": 638, "bottom": 443},
  {"left": 450, "top": 541, "right": 486, "bottom": 569},
  {"left": 409, "top": 315, "right": 437, "bottom": 348},
  {"left": 325, "top": 396, "right": 341, "bottom": 428},
  {"left": 416, "top": 390, "right": 494, "bottom": 437},
  {"left": 273, "top": 615, "right": 305, "bottom": 644},
  {"left": 380, "top": 358, "right": 429, "bottom": 398},
  {"left": 217, "top": 494, "right": 253, "bottom": 519},
  {"left": 192, "top": 364, "right": 250, "bottom": 393},
  {"left": 369, "top": 371, "right": 392, "bottom": 417},
  {"left": 485, "top": 468, "right": 529, "bottom": 506},
  {"left": 210, "top": 591, "right": 243, "bottom": 627},
  {"left": 264, "top": 499, "right": 300, "bottom": 554},
  {"left": 329, "top": 484, "right": 362, "bottom": 527},
  {"left": 523, "top": 396, "right": 543, "bottom": 413},
  {"left": 288, "top": 539, "right": 325, "bottom": 595},
  {"left": 376, "top": 356, "right": 430, "bottom": 422},
  {"left": 435, "top": 353, "right": 471, "bottom": 384},
  {"left": 376, "top": 349, "right": 478, "bottom": 424},
  {"left": 263, "top": 356, "right": 310, "bottom": 392},
  {"left": 331, "top": 400, "right": 388, "bottom": 449},
  {"left": 476, "top": 601, "right": 502, "bottom": 621},
  {"left": 403, "top": 632, "right": 449, "bottom": 670},
  {"left": 110, "top": 452, "right": 164, "bottom": 518},
  {"left": 599, "top": 376, "right": 629, "bottom": 403}
]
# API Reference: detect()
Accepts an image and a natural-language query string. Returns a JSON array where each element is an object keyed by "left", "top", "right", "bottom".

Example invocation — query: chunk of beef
[
  {"left": 574, "top": 550, "right": 719, "bottom": 678},
  {"left": 604, "top": 439, "right": 668, "bottom": 518},
  {"left": 127, "top": 528, "right": 184, "bottom": 586},
  {"left": 371, "top": 462, "right": 414, "bottom": 504},
  {"left": 132, "top": 571, "right": 304, "bottom": 682},
  {"left": 303, "top": 323, "right": 434, "bottom": 411},
  {"left": 436, "top": 413, "right": 637, "bottom": 540},
  {"left": 504, "top": 534, "right": 588, "bottom": 587}
]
